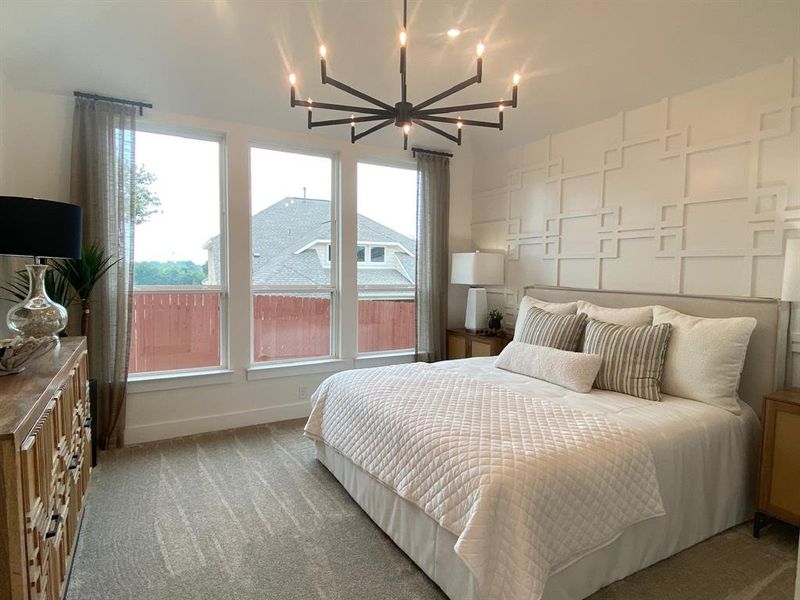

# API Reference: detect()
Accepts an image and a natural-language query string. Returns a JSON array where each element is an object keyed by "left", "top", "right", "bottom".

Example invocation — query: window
[
  {"left": 129, "top": 128, "right": 226, "bottom": 375},
  {"left": 250, "top": 147, "right": 336, "bottom": 363},
  {"left": 356, "top": 162, "right": 417, "bottom": 354},
  {"left": 370, "top": 246, "right": 385, "bottom": 263}
]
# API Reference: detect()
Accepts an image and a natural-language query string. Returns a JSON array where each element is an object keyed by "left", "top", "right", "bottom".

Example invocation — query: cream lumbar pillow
[
  {"left": 495, "top": 341, "right": 601, "bottom": 393},
  {"left": 514, "top": 296, "right": 578, "bottom": 340},
  {"left": 652, "top": 306, "right": 756, "bottom": 414},
  {"left": 577, "top": 300, "right": 653, "bottom": 327}
]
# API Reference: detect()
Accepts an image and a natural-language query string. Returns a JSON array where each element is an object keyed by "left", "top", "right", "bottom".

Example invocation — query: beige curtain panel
[
  {"left": 70, "top": 97, "right": 137, "bottom": 450},
  {"left": 415, "top": 153, "right": 450, "bottom": 363}
]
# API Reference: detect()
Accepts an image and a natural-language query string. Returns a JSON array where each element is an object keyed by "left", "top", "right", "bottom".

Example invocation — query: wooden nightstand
[
  {"left": 753, "top": 388, "right": 800, "bottom": 537},
  {"left": 446, "top": 328, "right": 510, "bottom": 360}
]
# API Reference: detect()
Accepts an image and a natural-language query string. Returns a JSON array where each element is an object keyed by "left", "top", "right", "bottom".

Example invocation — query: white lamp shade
[
  {"left": 451, "top": 252, "right": 504, "bottom": 285},
  {"left": 781, "top": 239, "right": 800, "bottom": 301}
]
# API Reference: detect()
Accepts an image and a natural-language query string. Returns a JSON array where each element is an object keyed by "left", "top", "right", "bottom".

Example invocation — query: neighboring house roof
[{"left": 204, "top": 197, "right": 416, "bottom": 286}]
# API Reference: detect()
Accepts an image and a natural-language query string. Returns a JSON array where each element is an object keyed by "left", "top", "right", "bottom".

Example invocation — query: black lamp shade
[{"left": 0, "top": 196, "right": 83, "bottom": 259}]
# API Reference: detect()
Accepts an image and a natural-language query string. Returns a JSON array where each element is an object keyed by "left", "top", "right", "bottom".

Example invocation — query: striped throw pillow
[
  {"left": 582, "top": 319, "right": 672, "bottom": 401},
  {"left": 517, "top": 306, "right": 587, "bottom": 351}
]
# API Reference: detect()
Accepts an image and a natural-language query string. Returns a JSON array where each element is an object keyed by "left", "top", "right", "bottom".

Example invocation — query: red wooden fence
[{"left": 130, "top": 292, "right": 415, "bottom": 373}]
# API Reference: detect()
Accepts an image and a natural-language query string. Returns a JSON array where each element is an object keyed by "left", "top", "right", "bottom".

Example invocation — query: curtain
[
  {"left": 70, "top": 98, "right": 136, "bottom": 449},
  {"left": 415, "top": 153, "right": 450, "bottom": 362}
]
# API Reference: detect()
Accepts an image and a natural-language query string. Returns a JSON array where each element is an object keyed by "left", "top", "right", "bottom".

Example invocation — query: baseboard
[{"left": 124, "top": 401, "right": 311, "bottom": 445}]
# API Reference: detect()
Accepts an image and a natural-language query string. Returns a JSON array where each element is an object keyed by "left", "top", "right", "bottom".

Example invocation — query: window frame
[
  {"left": 128, "top": 122, "right": 230, "bottom": 380},
  {"left": 247, "top": 142, "right": 340, "bottom": 366},
  {"left": 355, "top": 158, "right": 418, "bottom": 356}
]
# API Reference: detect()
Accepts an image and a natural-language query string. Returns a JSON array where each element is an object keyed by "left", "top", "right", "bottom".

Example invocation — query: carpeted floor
[{"left": 67, "top": 419, "right": 798, "bottom": 600}]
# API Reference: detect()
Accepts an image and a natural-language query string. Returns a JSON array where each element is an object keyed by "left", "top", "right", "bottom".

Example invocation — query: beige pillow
[
  {"left": 495, "top": 341, "right": 601, "bottom": 393},
  {"left": 514, "top": 296, "right": 578, "bottom": 340},
  {"left": 577, "top": 300, "right": 653, "bottom": 327},
  {"left": 652, "top": 306, "right": 756, "bottom": 414}
]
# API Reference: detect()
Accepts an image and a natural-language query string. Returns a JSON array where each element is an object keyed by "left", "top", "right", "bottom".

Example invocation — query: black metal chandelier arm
[
  {"left": 321, "top": 74, "right": 395, "bottom": 111},
  {"left": 414, "top": 98, "right": 514, "bottom": 116},
  {"left": 412, "top": 119, "right": 461, "bottom": 145},
  {"left": 411, "top": 72, "right": 481, "bottom": 113},
  {"left": 293, "top": 99, "right": 390, "bottom": 116},
  {"left": 310, "top": 114, "right": 393, "bottom": 128},
  {"left": 421, "top": 114, "right": 503, "bottom": 130},
  {"left": 352, "top": 119, "right": 394, "bottom": 142}
]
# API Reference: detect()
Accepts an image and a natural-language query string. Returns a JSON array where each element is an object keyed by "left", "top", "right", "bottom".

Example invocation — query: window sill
[
  {"left": 355, "top": 350, "right": 415, "bottom": 368},
  {"left": 127, "top": 369, "right": 235, "bottom": 393},
  {"left": 246, "top": 358, "right": 352, "bottom": 381}
]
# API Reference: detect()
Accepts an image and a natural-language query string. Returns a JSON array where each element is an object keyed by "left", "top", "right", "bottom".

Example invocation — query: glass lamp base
[{"left": 6, "top": 264, "right": 68, "bottom": 337}]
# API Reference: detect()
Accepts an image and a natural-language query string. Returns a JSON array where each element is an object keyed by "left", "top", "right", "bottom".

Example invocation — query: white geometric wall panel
[{"left": 470, "top": 58, "right": 800, "bottom": 384}]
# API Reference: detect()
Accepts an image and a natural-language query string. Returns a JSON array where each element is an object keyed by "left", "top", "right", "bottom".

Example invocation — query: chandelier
[{"left": 287, "top": 0, "right": 519, "bottom": 150}]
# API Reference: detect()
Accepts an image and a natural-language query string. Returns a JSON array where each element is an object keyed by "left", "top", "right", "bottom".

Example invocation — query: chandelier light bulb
[
  {"left": 400, "top": 31, "right": 407, "bottom": 46},
  {"left": 319, "top": 45, "right": 327, "bottom": 58},
  {"left": 513, "top": 73, "right": 521, "bottom": 85},
  {"left": 289, "top": 73, "right": 297, "bottom": 86},
  {"left": 447, "top": 28, "right": 461, "bottom": 38},
  {"left": 498, "top": 103, "right": 504, "bottom": 112},
  {"left": 476, "top": 42, "right": 485, "bottom": 57},
  {"left": 457, "top": 119, "right": 463, "bottom": 129},
  {"left": 403, "top": 123, "right": 411, "bottom": 134},
  {"left": 308, "top": 98, "right": 312, "bottom": 110}
]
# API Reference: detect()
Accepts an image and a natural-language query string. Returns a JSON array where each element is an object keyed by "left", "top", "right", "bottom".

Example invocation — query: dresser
[
  {"left": 753, "top": 388, "right": 800, "bottom": 537},
  {"left": 446, "top": 328, "right": 510, "bottom": 359},
  {"left": 0, "top": 338, "right": 91, "bottom": 600}
]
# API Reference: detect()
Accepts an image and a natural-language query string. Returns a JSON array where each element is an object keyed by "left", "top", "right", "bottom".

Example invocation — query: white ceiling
[{"left": 1, "top": 0, "right": 799, "bottom": 153}]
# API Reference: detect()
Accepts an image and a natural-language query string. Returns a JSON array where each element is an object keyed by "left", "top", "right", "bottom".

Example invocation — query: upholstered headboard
[{"left": 523, "top": 285, "right": 791, "bottom": 417}]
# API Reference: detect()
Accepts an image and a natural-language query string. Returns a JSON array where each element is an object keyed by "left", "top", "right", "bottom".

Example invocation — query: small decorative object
[
  {"left": 451, "top": 251, "right": 505, "bottom": 330},
  {"left": 487, "top": 308, "right": 504, "bottom": 332},
  {"left": 0, "top": 196, "right": 83, "bottom": 337},
  {"left": 0, "top": 336, "right": 59, "bottom": 376},
  {"left": 286, "top": 0, "right": 520, "bottom": 150}
]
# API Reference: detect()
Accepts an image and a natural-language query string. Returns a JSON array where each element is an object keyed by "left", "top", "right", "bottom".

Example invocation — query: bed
[{"left": 305, "top": 286, "right": 790, "bottom": 600}]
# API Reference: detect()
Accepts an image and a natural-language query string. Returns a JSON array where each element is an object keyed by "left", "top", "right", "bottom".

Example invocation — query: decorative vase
[
  {"left": 488, "top": 316, "right": 502, "bottom": 331},
  {"left": 6, "top": 264, "right": 69, "bottom": 337}
]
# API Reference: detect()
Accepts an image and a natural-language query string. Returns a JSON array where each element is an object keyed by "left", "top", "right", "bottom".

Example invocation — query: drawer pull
[
  {"left": 45, "top": 514, "right": 62, "bottom": 539},
  {"left": 68, "top": 454, "right": 80, "bottom": 470},
  {"left": 83, "top": 416, "right": 92, "bottom": 429}
]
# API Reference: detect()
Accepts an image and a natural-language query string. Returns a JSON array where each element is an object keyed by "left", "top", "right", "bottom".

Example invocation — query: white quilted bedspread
[{"left": 304, "top": 363, "right": 665, "bottom": 600}]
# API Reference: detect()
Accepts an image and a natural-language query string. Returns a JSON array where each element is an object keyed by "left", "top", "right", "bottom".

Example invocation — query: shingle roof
[{"left": 205, "top": 198, "right": 416, "bottom": 286}]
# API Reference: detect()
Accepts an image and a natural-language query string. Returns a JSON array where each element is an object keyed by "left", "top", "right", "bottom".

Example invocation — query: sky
[{"left": 134, "top": 131, "right": 417, "bottom": 265}]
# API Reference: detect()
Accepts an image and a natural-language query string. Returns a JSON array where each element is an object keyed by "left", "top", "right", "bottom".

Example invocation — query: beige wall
[
  {"left": 470, "top": 57, "right": 800, "bottom": 385},
  {"left": 0, "top": 81, "right": 473, "bottom": 442}
]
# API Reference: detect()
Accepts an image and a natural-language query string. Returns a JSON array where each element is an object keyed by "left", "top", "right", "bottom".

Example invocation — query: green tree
[
  {"left": 135, "top": 166, "right": 162, "bottom": 225},
  {"left": 133, "top": 261, "right": 208, "bottom": 285}
]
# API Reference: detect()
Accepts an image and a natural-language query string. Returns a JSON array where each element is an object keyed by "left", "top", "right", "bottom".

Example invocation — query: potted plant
[
  {"left": 487, "top": 308, "right": 504, "bottom": 332},
  {"left": 50, "top": 242, "right": 119, "bottom": 338}
]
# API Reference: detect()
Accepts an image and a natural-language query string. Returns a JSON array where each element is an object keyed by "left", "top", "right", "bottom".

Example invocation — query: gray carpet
[{"left": 67, "top": 419, "right": 798, "bottom": 600}]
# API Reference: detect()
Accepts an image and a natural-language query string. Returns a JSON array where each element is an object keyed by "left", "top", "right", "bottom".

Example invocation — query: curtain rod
[
  {"left": 73, "top": 91, "right": 153, "bottom": 116},
  {"left": 411, "top": 147, "right": 454, "bottom": 158}
]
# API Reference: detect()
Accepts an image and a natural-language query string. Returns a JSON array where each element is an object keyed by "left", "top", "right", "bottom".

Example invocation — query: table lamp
[
  {"left": 451, "top": 251, "right": 504, "bottom": 330},
  {"left": 781, "top": 239, "right": 800, "bottom": 302},
  {"left": 0, "top": 196, "right": 83, "bottom": 337}
]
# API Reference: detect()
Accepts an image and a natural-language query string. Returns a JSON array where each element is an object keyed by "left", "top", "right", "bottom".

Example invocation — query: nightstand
[
  {"left": 446, "top": 328, "right": 510, "bottom": 360},
  {"left": 753, "top": 388, "right": 800, "bottom": 537}
]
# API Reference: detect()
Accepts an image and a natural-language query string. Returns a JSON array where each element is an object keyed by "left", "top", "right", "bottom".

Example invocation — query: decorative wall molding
[{"left": 471, "top": 58, "right": 800, "bottom": 382}]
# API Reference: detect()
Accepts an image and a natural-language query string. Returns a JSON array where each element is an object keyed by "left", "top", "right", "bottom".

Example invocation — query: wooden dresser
[
  {"left": 754, "top": 388, "right": 800, "bottom": 537},
  {"left": 446, "top": 328, "right": 510, "bottom": 359},
  {"left": 0, "top": 338, "right": 91, "bottom": 600}
]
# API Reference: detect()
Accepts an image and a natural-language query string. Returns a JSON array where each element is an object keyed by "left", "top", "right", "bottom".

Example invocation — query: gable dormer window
[
  {"left": 370, "top": 246, "right": 385, "bottom": 263},
  {"left": 357, "top": 245, "right": 366, "bottom": 262}
]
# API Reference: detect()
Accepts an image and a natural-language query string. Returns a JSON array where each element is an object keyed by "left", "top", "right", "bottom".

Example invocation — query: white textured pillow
[
  {"left": 514, "top": 296, "right": 578, "bottom": 340},
  {"left": 577, "top": 301, "right": 653, "bottom": 327},
  {"left": 652, "top": 306, "right": 756, "bottom": 414},
  {"left": 494, "top": 341, "right": 601, "bottom": 393}
]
